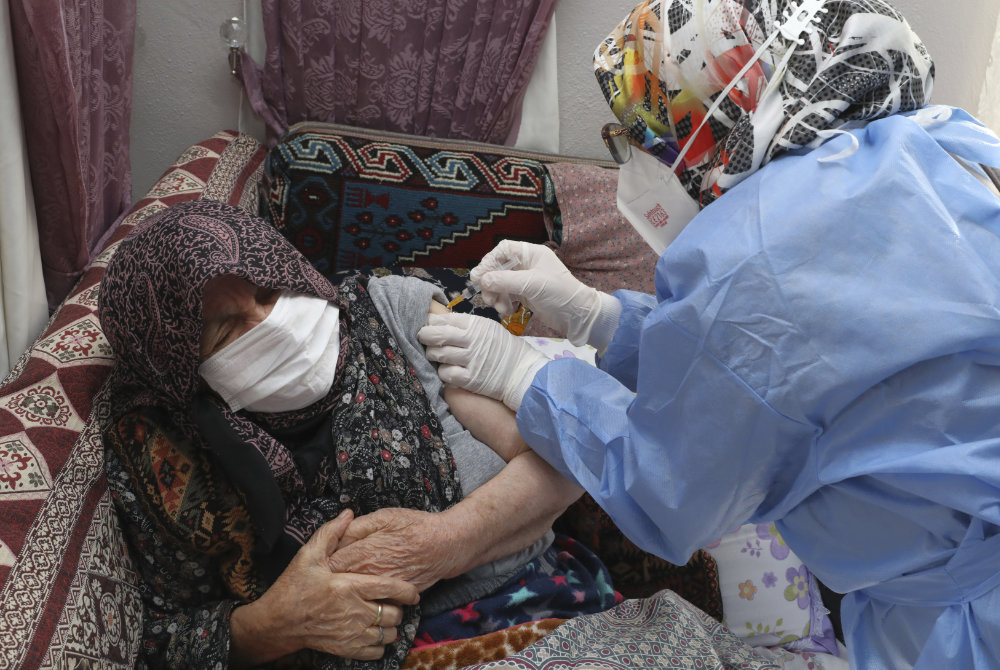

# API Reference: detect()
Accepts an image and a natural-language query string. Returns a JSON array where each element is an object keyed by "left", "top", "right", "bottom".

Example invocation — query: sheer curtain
[
  {"left": 239, "top": 0, "right": 558, "bottom": 145},
  {"left": 8, "top": 0, "right": 136, "bottom": 311},
  {"left": 0, "top": 0, "right": 48, "bottom": 376},
  {"left": 511, "top": 14, "right": 559, "bottom": 154}
]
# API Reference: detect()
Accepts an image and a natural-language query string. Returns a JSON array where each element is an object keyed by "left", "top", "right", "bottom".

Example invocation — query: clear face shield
[{"left": 612, "top": 0, "right": 829, "bottom": 255}]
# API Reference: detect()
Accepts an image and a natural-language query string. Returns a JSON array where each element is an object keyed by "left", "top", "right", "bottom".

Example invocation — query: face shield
[{"left": 593, "top": 0, "right": 934, "bottom": 254}]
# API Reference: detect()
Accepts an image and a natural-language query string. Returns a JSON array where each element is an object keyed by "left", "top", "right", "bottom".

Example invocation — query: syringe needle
[
  {"left": 447, "top": 258, "right": 518, "bottom": 309},
  {"left": 446, "top": 288, "right": 474, "bottom": 309}
]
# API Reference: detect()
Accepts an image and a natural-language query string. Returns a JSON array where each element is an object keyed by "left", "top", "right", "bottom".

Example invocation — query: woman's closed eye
[
  {"left": 200, "top": 277, "right": 281, "bottom": 362},
  {"left": 206, "top": 321, "right": 240, "bottom": 358},
  {"left": 200, "top": 317, "right": 241, "bottom": 361}
]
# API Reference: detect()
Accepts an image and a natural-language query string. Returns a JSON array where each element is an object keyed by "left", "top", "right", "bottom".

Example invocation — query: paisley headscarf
[
  {"left": 99, "top": 199, "right": 342, "bottom": 552},
  {"left": 594, "top": 0, "right": 934, "bottom": 206},
  {"left": 99, "top": 199, "right": 460, "bottom": 602}
]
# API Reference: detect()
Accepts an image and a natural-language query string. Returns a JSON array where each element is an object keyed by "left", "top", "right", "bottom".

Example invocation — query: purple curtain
[
  {"left": 9, "top": 0, "right": 135, "bottom": 310},
  {"left": 241, "top": 0, "right": 557, "bottom": 146}
]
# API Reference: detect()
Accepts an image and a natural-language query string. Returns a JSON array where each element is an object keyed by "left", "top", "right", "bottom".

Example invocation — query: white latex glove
[
  {"left": 417, "top": 312, "right": 549, "bottom": 411},
  {"left": 470, "top": 240, "right": 616, "bottom": 347}
]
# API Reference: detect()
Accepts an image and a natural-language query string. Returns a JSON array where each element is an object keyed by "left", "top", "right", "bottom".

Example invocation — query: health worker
[{"left": 417, "top": 0, "right": 1000, "bottom": 668}]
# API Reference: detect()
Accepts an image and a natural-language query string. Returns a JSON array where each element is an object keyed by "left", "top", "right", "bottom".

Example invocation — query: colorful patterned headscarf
[{"left": 594, "top": 0, "right": 934, "bottom": 206}]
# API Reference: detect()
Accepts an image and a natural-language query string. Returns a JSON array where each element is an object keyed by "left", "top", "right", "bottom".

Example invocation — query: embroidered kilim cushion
[{"left": 259, "top": 122, "right": 559, "bottom": 275}]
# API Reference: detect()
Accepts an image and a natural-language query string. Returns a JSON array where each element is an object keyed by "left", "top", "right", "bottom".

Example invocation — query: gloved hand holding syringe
[
  {"left": 447, "top": 258, "right": 535, "bottom": 335},
  {"left": 463, "top": 240, "right": 611, "bottom": 345},
  {"left": 419, "top": 239, "right": 618, "bottom": 410},
  {"left": 446, "top": 258, "right": 519, "bottom": 309}
]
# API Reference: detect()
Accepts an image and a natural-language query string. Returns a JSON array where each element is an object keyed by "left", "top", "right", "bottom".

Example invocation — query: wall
[
  {"left": 982, "top": 12, "right": 1000, "bottom": 123},
  {"left": 130, "top": 0, "right": 1000, "bottom": 201},
  {"left": 131, "top": 0, "right": 261, "bottom": 198}
]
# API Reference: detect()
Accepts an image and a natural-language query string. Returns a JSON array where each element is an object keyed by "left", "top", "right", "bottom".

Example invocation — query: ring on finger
[
  {"left": 376, "top": 625, "right": 385, "bottom": 646},
  {"left": 373, "top": 602, "right": 383, "bottom": 627}
]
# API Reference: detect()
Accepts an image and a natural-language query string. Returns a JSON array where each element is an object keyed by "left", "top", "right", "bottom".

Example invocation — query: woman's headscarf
[
  {"left": 100, "top": 199, "right": 339, "bottom": 411},
  {"left": 594, "top": 0, "right": 934, "bottom": 206},
  {"left": 99, "top": 200, "right": 344, "bottom": 595},
  {"left": 99, "top": 199, "right": 460, "bottom": 591}
]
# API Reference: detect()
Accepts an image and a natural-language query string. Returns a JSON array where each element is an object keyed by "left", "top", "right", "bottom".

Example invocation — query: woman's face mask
[{"left": 199, "top": 282, "right": 341, "bottom": 413}]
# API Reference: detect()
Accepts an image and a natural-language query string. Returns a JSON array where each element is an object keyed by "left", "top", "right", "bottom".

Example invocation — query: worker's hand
[
  {"left": 228, "top": 509, "right": 419, "bottom": 667},
  {"left": 418, "top": 311, "right": 548, "bottom": 410},
  {"left": 329, "top": 508, "right": 468, "bottom": 592},
  {"left": 470, "top": 240, "right": 606, "bottom": 346}
]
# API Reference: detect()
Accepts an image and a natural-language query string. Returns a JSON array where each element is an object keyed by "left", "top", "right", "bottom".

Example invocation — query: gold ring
[
  {"left": 373, "top": 602, "right": 383, "bottom": 627},
  {"left": 376, "top": 625, "right": 385, "bottom": 646}
]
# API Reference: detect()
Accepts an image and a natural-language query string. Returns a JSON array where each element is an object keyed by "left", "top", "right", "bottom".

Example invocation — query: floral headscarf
[{"left": 594, "top": 0, "right": 934, "bottom": 206}]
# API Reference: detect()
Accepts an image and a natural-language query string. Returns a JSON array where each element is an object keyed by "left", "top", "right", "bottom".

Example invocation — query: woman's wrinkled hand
[
  {"left": 327, "top": 508, "right": 469, "bottom": 593},
  {"left": 229, "top": 509, "right": 420, "bottom": 668}
]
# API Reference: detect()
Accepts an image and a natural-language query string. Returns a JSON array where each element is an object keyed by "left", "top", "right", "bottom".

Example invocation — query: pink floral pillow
[
  {"left": 544, "top": 163, "right": 660, "bottom": 297},
  {"left": 703, "top": 524, "right": 839, "bottom": 655}
]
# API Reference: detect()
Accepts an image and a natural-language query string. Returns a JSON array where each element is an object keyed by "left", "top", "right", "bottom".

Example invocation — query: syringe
[{"left": 446, "top": 258, "right": 518, "bottom": 309}]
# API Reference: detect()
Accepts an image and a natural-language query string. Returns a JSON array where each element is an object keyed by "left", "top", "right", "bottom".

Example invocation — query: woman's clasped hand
[{"left": 229, "top": 509, "right": 418, "bottom": 667}]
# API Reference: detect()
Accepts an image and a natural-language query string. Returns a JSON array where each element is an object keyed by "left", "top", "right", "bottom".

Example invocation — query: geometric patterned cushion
[
  {"left": 259, "top": 122, "right": 553, "bottom": 276},
  {"left": 0, "top": 130, "right": 266, "bottom": 670}
]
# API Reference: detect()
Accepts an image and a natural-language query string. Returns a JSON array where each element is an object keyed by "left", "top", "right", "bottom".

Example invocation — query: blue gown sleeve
[
  {"left": 518, "top": 343, "right": 815, "bottom": 566},
  {"left": 594, "top": 289, "right": 658, "bottom": 392}
]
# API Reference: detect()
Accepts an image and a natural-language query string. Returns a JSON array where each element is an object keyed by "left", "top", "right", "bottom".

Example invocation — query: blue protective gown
[{"left": 517, "top": 106, "right": 1000, "bottom": 669}]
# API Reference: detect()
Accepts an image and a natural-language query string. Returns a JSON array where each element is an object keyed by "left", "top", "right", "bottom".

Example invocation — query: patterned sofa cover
[{"left": 0, "top": 131, "right": 266, "bottom": 669}]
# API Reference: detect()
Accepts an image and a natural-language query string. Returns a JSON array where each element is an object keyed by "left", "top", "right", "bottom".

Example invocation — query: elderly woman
[
  {"left": 419, "top": 0, "right": 1000, "bottom": 668},
  {"left": 98, "top": 199, "right": 616, "bottom": 669}
]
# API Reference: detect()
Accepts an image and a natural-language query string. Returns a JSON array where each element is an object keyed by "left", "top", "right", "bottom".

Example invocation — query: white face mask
[
  {"left": 198, "top": 291, "right": 341, "bottom": 413},
  {"left": 617, "top": 0, "right": 825, "bottom": 255},
  {"left": 616, "top": 148, "right": 702, "bottom": 256}
]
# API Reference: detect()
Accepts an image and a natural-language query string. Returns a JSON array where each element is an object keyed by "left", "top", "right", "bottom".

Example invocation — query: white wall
[
  {"left": 130, "top": 0, "right": 1000, "bottom": 201},
  {"left": 982, "top": 12, "right": 1000, "bottom": 123},
  {"left": 131, "top": 0, "right": 261, "bottom": 198}
]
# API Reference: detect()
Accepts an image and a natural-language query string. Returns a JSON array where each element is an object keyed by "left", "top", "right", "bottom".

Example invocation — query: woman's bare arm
[
  {"left": 327, "top": 451, "right": 583, "bottom": 591},
  {"left": 442, "top": 386, "right": 529, "bottom": 462}
]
